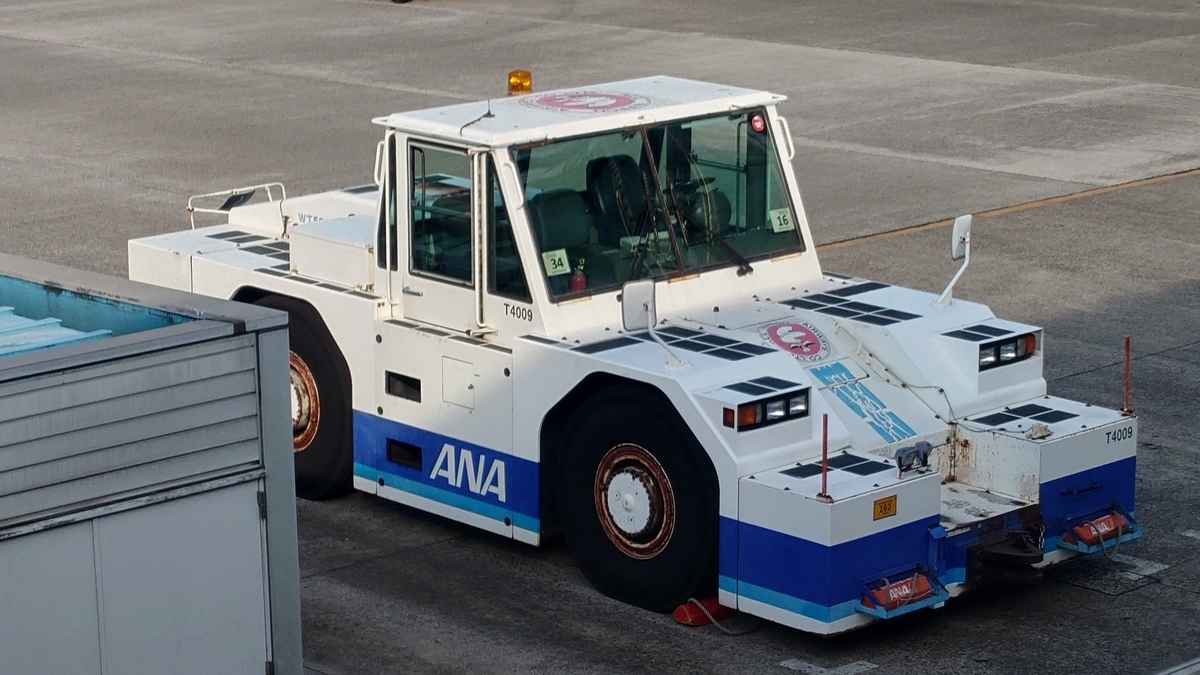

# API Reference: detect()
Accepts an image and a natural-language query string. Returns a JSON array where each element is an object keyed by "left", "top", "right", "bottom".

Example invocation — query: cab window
[
  {"left": 487, "top": 156, "right": 530, "bottom": 302},
  {"left": 410, "top": 144, "right": 473, "bottom": 284},
  {"left": 513, "top": 109, "right": 803, "bottom": 300}
]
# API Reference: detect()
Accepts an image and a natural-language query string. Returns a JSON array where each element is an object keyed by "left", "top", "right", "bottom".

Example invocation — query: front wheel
[
  {"left": 557, "top": 386, "right": 719, "bottom": 612},
  {"left": 255, "top": 295, "right": 353, "bottom": 500}
]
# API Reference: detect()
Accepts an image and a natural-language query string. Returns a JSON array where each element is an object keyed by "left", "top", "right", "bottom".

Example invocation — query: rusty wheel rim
[
  {"left": 289, "top": 351, "right": 320, "bottom": 452},
  {"left": 594, "top": 443, "right": 675, "bottom": 559}
]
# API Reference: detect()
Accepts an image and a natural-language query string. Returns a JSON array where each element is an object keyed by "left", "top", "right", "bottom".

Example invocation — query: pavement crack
[
  {"left": 1048, "top": 336, "right": 1200, "bottom": 382},
  {"left": 1157, "top": 580, "right": 1200, "bottom": 597}
]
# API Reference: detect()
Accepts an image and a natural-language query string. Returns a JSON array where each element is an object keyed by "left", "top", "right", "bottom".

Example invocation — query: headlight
[
  {"left": 723, "top": 388, "right": 811, "bottom": 431},
  {"left": 979, "top": 333, "right": 1038, "bottom": 371},
  {"left": 788, "top": 394, "right": 808, "bottom": 415},
  {"left": 766, "top": 400, "right": 787, "bottom": 420},
  {"left": 979, "top": 346, "right": 998, "bottom": 368},
  {"left": 999, "top": 341, "right": 1018, "bottom": 362}
]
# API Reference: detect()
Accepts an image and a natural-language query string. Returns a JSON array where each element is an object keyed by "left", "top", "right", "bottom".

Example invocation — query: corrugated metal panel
[{"left": 0, "top": 334, "right": 263, "bottom": 530}]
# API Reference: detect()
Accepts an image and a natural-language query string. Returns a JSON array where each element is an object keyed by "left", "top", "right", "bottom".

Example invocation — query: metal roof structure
[{"left": 373, "top": 76, "right": 785, "bottom": 147}]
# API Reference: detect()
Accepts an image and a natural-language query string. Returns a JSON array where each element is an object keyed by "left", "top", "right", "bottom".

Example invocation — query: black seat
[
  {"left": 586, "top": 155, "right": 651, "bottom": 247},
  {"left": 528, "top": 189, "right": 615, "bottom": 295}
]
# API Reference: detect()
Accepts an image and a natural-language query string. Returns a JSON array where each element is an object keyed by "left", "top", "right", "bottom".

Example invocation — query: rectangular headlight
[
  {"left": 999, "top": 341, "right": 1018, "bottom": 361},
  {"left": 765, "top": 400, "right": 787, "bottom": 420},
  {"left": 788, "top": 394, "right": 808, "bottom": 415},
  {"left": 724, "top": 387, "right": 811, "bottom": 431},
  {"left": 979, "top": 346, "right": 998, "bottom": 368},
  {"left": 979, "top": 333, "right": 1038, "bottom": 371}
]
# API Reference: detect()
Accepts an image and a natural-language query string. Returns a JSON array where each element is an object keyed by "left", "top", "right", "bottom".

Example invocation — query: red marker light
[{"left": 750, "top": 114, "right": 767, "bottom": 133}]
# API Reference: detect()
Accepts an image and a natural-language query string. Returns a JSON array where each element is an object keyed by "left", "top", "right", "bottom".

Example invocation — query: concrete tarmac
[{"left": 1, "top": 1, "right": 1198, "bottom": 673}]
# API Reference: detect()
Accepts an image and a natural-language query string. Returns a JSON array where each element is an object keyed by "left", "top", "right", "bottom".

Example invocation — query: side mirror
[
  {"left": 621, "top": 279, "right": 656, "bottom": 332},
  {"left": 935, "top": 214, "right": 973, "bottom": 307},
  {"left": 950, "top": 214, "right": 972, "bottom": 261},
  {"left": 373, "top": 140, "right": 386, "bottom": 187}
]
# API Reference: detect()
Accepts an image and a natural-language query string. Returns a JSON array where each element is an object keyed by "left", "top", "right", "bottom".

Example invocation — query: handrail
[{"left": 187, "top": 182, "right": 287, "bottom": 230}]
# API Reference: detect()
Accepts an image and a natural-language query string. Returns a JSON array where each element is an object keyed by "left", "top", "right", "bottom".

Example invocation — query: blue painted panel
[
  {"left": 0, "top": 275, "right": 191, "bottom": 337},
  {"left": 0, "top": 309, "right": 111, "bottom": 358},
  {"left": 731, "top": 515, "right": 940, "bottom": 621},
  {"left": 352, "top": 410, "right": 540, "bottom": 530},
  {"left": 720, "top": 516, "right": 738, "bottom": 581},
  {"left": 1040, "top": 456, "right": 1136, "bottom": 537},
  {"left": 809, "top": 362, "right": 916, "bottom": 443}
]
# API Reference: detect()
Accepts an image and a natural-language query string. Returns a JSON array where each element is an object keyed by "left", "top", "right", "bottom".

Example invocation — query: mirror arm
[{"left": 935, "top": 239, "right": 969, "bottom": 307}]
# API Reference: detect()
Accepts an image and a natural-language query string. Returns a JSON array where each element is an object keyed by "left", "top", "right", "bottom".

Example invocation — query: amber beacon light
[{"left": 508, "top": 70, "right": 532, "bottom": 96}]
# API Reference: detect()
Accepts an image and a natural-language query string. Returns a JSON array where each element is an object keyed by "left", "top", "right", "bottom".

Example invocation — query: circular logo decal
[
  {"left": 521, "top": 91, "right": 650, "bottom": 113},
  {"left": 763, "top": 322, "right": 830, "bottom": 362}
]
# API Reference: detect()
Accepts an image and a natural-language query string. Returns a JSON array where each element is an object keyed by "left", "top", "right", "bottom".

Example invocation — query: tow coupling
[{"left": 972, "top": 529, "right": 1045, "bottom": 585}]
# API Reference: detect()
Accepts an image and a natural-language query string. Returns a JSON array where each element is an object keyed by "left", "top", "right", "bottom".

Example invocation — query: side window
[
  {"left": 487, "top": 156, "right": 530, "bottom": 302},
  {"left": 410, "top": 144, "right": 473, "bottom": 284},
  {"left": 376, "top": 134, "right": 398, "bottom": 270},
  {"left": 388, "top": 135, "right": 399, "bottom": 271}
]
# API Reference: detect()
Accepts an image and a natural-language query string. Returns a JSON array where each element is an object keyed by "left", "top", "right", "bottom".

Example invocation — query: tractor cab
[{"left": 369, "top": 76, "right": 822, "bottom": 340}]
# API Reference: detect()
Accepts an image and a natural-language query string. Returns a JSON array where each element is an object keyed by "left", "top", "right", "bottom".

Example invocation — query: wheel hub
[
  {"left": 594, "top": 444, "right": 675, "bottom": 559},
  {"left": 289, "top": 351, "right": 320, "bottom": 452}
]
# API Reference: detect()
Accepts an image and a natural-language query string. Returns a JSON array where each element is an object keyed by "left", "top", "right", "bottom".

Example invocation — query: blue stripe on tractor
[
  {"left": 352, "top": 410, "right": 540, "bottom": 531},
  {"left": 1039, "top": 455, "right": 1136, "bottom": 542},
  {"left": 722, "top": 515, "right": 940, "bottom": 623},
  {"left": 809, "top": 362, "right": 916, "bottom": 443}
]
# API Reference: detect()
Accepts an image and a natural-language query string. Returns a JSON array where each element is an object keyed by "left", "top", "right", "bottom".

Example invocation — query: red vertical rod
[
  {"left": 1123, "top": 336, "right": 1131, "bottom": 412},
  {"left": 821, "top": 414, "right": 829, "bottom": 496}
]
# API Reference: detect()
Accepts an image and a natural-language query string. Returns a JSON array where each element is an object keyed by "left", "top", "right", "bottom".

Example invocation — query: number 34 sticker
[
  {"left": 769, "top": 207, "right": 794, "bottom": 233},
  {"left": 542, "top": 248, "right": 571, "bottom": 277}
]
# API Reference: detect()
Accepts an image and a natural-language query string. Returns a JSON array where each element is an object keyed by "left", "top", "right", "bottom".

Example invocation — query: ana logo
[
  {"left": 429, "top": 443, "right": 506, "bottom": 502},
  {"left": 521, "top": 91, "right": 650, "bottom": 113},
  {"left": 764, "top": 321, "right": 830, "bottom": 362}
]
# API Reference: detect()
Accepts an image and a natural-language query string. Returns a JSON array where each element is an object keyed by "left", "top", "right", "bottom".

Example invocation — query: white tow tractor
[{"left": 129, "top": 75, "right": 1142, "bottom": 634}]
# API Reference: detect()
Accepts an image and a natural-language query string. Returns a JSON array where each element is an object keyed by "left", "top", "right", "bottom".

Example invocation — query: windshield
[{"left": 513, "top": 109, "right": 804, "bottom": 299}]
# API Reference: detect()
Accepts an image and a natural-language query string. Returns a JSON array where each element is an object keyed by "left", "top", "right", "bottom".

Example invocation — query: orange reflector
[
  {"left": 1064, "top": 513, "right": 1129, "bottom": 547},
  {"left": 722, "top": 408, "right": 735, "bottom": 428},
  {"left": 508, "top": 69, "right": 532, "bottom": 96},
  {"left": 861, "top": 573, "right": 935, "bottom": 611},
  {"left": 673, "top": 597, "right": 737, "bottom": 626},
  {"left": 737, "top": 403, "right": 761, "bottom": 428},
  {"left": 1019, "top": 333, "right": 1038, "bottom": 357}
]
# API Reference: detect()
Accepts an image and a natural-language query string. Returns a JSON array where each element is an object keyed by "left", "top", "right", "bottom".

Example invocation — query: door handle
[{"left": 401, "top": 286, "right": 423, "bottom": 297}]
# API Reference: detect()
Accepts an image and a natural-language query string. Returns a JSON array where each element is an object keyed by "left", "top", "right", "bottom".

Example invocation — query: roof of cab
[{"left": 372, "top": 76, "right": 784, "bottom": 147}]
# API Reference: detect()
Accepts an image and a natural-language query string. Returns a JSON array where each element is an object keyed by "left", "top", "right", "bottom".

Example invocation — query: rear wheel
[
  {"left": 557, "top": 385, "right": 718, "bottom": 612},
  {"left": 255, "top": 295, "right": 353, "bottom": 500}
]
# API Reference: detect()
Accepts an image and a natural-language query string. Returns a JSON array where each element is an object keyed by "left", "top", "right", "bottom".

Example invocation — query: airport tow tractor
[{"left": 129, "top": 73, "right": 1141, "bottom": 634}]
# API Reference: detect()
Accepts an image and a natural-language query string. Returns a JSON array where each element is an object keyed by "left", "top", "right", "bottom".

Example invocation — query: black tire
[
  {"left": 255, "top": 295, "right": 353, "bottom": 500},
  {"left": 557, "top": 385, "right": 719, "bottom": 612}
]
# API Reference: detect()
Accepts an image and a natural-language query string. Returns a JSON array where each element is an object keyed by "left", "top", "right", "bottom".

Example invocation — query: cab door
[
  {"left": 365, "top": 138, "right": 537, "bottom": 541},
  {"left": 389, "top": 138, "right": 479, "bottom": 331}
]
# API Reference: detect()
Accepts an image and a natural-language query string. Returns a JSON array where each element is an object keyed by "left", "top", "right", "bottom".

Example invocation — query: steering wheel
[{"left": 673, "top": 176, "right": 716, "bottom": 196}]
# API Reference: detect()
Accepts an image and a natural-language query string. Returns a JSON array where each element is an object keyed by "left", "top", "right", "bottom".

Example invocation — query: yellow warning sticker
[{"left": 873, "top": 495, "right": 897, "bottom": 520}]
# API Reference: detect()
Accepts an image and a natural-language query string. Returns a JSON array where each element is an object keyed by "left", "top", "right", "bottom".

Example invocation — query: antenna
[{"left": 458, "top": 100, "right": 495, "bottom": 135}]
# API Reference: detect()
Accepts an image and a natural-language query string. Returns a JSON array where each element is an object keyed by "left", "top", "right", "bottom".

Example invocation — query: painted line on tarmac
[
  {"left": 817, "top": 167, "right": 1200, "bottom": 252},
  {"left": 1182, "top": 529, "right": 1200, "bottom": 541},
  {"left": 1111, "top": 553, "right": 1169, "bottom": 581},
  {"left": 780, "top": 658, "right": 878, "bottom": 674}
]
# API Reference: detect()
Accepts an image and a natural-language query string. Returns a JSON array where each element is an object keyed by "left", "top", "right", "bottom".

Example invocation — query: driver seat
[{"left": 586, "top": 155, "right": 651, "bottom": 247}]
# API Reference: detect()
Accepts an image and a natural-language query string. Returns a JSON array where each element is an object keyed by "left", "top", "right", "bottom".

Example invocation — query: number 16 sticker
[{"left": 769, "top": 207, "right": 794, "bottom": 233}]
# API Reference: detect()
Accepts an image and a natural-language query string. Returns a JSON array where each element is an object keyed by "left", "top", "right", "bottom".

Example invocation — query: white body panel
[{"left": 127, "top": 76, "right": 1140, "bottom": 635}]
